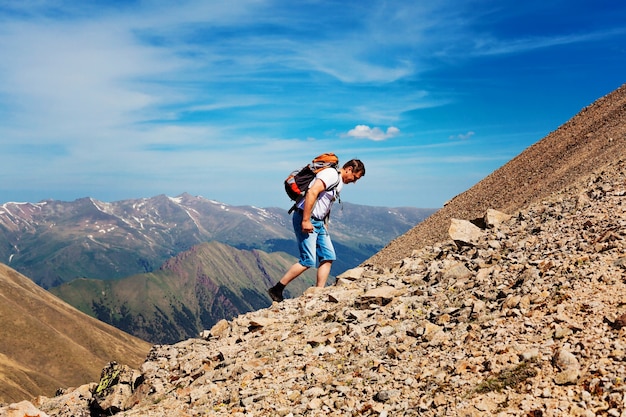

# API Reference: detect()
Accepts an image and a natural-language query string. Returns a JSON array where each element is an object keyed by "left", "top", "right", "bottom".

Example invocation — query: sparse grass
[
  {"left": 471, "top": 359, "right": 539, "bottom": 396},
  {"left": 551, "top": 284, "right": 571, "bottom": 305}
]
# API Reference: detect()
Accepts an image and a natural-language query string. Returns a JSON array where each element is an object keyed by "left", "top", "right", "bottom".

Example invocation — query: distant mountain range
[
  {"left": 0, "top": 194, "right": 435, "bottom": 288},
  {"left": 0, "top": 195, "right": 433, "bottom": 344}
]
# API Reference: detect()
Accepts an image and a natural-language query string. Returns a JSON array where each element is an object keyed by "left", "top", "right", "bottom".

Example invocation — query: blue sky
[{"left": 1, "top": 0, "right": 624, "bottom": 209}]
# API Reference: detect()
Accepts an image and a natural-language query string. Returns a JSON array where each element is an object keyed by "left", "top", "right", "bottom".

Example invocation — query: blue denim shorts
[{"left": 292, "top": 210, "right": 336, "bottom": 268}]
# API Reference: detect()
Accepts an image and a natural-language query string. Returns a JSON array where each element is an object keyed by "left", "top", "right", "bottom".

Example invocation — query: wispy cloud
[
  {"left": 467, "top": 29, "right": 626, "bottom": 57},
  {"left": 0, "top": 20, "right": 182, "bottom": 136},
  {"left": 449, "top": 131, "right": 475, "bottom": 140}
]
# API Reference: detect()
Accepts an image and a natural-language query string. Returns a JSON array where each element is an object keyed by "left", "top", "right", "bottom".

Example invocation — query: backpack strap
[
  {"left": 327, "top": 169, "right": 341, "bottom": 205},
  {"left": 288, "top": 168, "right": 340, "bottom": 215},
  {"left": 288, "top": 198, "right": 302, "bottom": 214},
  {"left": 327, "top": 168, "right": 341, "bottom": 190}
]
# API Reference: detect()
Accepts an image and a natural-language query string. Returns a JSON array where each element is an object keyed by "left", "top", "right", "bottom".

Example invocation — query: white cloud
[{"left": 346, "top": 125, "right": 400, "bottom": 141}]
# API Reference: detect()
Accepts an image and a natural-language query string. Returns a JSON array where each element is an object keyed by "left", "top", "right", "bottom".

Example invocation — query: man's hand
[{"left": 301, "top": 219, "right": 314, "bottom": 233}]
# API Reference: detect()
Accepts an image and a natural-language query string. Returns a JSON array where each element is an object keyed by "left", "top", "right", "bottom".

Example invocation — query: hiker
[{"left": 268, "top": 159, "right": 365, "bottom": 302}]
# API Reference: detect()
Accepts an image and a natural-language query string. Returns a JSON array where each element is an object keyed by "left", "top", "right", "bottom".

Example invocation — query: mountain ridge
[{"left": 366, "top": 82, "right": 626, "bottom": 269}]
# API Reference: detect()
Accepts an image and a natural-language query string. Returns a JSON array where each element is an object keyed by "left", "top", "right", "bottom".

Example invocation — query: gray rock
[{"left": 449, "top": 218, "right": 485, "bottom": 245}]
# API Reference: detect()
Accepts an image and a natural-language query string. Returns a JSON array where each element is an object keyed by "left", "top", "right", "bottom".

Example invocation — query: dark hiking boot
[{"left": 267, "top": 286, "right": 284, "bottom": 302}]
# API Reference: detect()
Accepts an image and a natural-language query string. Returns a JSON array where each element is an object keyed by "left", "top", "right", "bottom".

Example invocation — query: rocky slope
[
  {"left": 7, "top": 140, "right": 626, "bottom": 416},
  {"left": 367, "top": 83, "right": 626, "bottom": 269}
]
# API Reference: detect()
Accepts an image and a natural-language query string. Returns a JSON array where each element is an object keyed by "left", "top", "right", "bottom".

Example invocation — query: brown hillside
[
  {"left": 0, "top": 264, "right": 151, "bottom": 403},
  {"left": 366, "top": 82, "right": 626, "bottom": 269}
]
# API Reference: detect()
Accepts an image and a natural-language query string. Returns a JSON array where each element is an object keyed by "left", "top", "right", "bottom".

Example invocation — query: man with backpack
[{"left": 268, "top": 157, "right": 366, "bottom": 302}]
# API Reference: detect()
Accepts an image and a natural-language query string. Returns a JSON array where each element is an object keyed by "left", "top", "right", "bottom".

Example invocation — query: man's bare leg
[
  {"left": 280, "top": 262, "right": 309, "bottom": 286},
  {"left": 316, "top": 261, "right": 332, "bottom": 287}
]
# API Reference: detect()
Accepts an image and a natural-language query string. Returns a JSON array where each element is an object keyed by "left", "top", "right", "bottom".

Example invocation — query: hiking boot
[{"left": 267, "top": 286, "right": 284, "bottom": 302}]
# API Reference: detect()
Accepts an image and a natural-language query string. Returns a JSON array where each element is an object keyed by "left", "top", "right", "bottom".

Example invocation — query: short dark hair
[{"left": 343, "top": 159, "right": 365, "bottom": 176}]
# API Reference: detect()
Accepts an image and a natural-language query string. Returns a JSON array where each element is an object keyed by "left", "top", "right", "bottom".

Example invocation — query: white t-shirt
[{"left": 296, "top": 167, "right": 343, "bottom": 220}]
